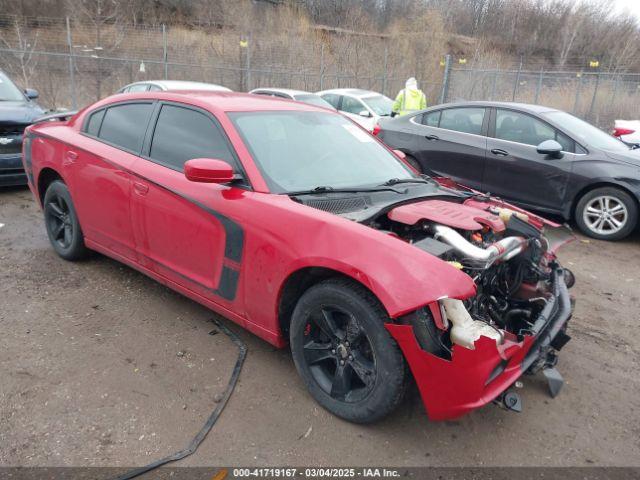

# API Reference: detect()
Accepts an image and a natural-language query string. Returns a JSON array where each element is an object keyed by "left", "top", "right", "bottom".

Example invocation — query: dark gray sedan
[{"left": 376, "top": 101, "right": 640, "bottom": 240}]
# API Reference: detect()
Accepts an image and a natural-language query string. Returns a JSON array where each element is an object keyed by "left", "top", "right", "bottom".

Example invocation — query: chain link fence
[
  {"left": 0, "top": 15, "right": 445, "bottom": 111},
  {"left": 1, "top": 15, "right": 639, "bottom": 129},
  {"left": 445, "top": 64, "right": 640, "bottom": 128}
]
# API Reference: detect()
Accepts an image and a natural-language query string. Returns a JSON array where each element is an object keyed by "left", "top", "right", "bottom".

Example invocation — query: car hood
[
  {"left": 604, "top": 149, "right": 640, "bottom": 167},
  {"left": 0, "top": 100, "right": 46, "bottom": 124}
]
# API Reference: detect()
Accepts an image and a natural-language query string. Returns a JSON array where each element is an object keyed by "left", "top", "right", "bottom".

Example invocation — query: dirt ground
[{"left": 1, "top": 185, "right": 639, "bottom": 468}]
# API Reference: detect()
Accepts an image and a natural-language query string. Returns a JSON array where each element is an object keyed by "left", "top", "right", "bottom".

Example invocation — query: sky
[{"left": 613, "top": 0, "right": 640, "bottom": 20}]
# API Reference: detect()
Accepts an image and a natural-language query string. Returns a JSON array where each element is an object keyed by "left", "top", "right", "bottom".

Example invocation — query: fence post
[
  {"left": 65, "top": 17, "right": 77, "bottom": 110},
  {"left": 588, "top": 72, "right": 601, "bottom": 123},
  {"left": 512, "top": 56, "right": 523, "bottom": 101},
  {"left": 573, "top": 72, "right": 583, "bottom": 114},
  {"left": 319, "top": 43, "right": 324, "bottom": 90},
  {"left": 382, "top": 42, "right": 388, "bottom": 95},
  {"left": 439, "top": 54, "right": 451, "bottom": 104},
  {"left": 246, "top": 31, "right": 252, "bottom": 91},
  {"left": 162, "top": 24, "right": 168, "bottom": 80},
  {"left": 534, "top": 67, "right": 543, "bottom": 104},
  {"left": 490, "top": 65, "right": 498, "bottom": 100}
]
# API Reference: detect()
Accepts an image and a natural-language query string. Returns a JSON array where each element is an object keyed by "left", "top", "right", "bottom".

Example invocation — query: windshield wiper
[
  {"left": 381, "top": 177, "right": 432, "bottom": 186},
  {"left": 286, "top": 185, "right": 406, "bottom": 196}
]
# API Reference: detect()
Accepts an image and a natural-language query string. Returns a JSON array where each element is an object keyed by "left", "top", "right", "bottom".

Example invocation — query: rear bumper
[
  {"left": 0, "top": 153, "right": 27, "bottom": 186},
  {"left": 386, "top": 266, "right": 572, "bottom": 421}
]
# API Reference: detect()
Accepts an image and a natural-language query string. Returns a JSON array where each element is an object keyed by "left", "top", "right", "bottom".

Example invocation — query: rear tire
[
  {"left": 43, "top": 180, "right": 90, "bottom": 260},
  {"left": 575, "top": 187, "right": 637, "bottom": 241},
  {"left": 290, "top": 278, "right": 408, "bottom": 423}
]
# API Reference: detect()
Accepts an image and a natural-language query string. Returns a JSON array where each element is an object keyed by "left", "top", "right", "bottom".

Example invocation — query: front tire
[
  {"left": 290, "top": 278, "right": 407, "bottom": 423},
  {"left": 43, "top": 180, "right": 89, "bottom": 260},
  {"left": 575, "top": 187, "right": 637, "bottom": 240}
]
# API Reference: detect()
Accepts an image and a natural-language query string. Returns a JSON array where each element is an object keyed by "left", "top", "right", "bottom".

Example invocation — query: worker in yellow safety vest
[{"left": 392, "top": 77, "right": 427, "bottom": 117}]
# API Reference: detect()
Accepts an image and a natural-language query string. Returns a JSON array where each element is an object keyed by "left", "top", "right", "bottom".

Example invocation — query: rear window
[
  {"left": 295, "top": 94, "right": 335, "bottom": 109},
  {"left": 127, "top": 84, "right": 149, "bottom": 92},
  {"left": 321, "top": 93, "right": 341, "bottom": 109},
  {"left": 421, "top": 110, "right": 441, "bottom": 127},
  {"left": 85, "top": 109, "right": 105, "bottom": 136},
  {"left": 98, "top": 103, "right": 153, "bottom": 153}
]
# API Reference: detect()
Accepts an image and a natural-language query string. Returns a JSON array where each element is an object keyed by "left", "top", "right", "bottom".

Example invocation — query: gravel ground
[{"left": 1, "top": 186, "right": 639, "bottom": 468}]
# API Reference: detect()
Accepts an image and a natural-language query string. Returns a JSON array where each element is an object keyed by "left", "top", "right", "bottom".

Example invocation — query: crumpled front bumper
[{"left": 386, "top": 266, "right": 572, "bottom": 421}]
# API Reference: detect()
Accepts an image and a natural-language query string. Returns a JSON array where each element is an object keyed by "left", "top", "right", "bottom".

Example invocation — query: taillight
[
  {"left": 612, "top": 127, "right": 635, "bottom": 137},
  {"left": 372, "top": 124, "right": 381, "bottom": 136}
]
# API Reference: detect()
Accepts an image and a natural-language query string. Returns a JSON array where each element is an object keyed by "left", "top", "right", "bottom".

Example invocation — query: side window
[
  {"left": 128, "top": 84, "right": 149, "bottom": 92},
  {"left": 556, "top": 131, "right": 574, "bottom": 153},
  {"left": 321, "top": 94, "right": 340, "bottom": 109},
  {"left": 496, "top": 109, "right": 557, "bottom": 147},
  {"left": 149, "top": 104, "right": 235, "bottom": 171},
  {"left": 340, "top": 96, "right": 366, "bottom": 115},
  {"left": 147, "top": 84, "right": 162, "bottom": 92},
  {"left": 421, "top": 110, "right": 441, "bottom": 127},
  {"left": 98, "top": 103, "right": 153, "bottom": 152},
  {"left": 85, "top": 109, "right": 105, "bottom": 137},
  {"left": 439, "top": 108, "right": 485, "bottom": 135}
]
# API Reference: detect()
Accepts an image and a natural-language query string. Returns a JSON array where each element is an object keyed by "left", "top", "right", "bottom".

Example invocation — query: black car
[
  {"left": 377, "top": 101, "right": 640, "bottom": 240},
  {"left": 0, "top": 70, "right": 45, "bottom": 187}
]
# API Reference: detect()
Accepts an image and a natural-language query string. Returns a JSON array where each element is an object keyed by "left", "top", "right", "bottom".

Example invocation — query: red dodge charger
[{"left": 22, "top": 91, "right": 574, "bottom": 422}]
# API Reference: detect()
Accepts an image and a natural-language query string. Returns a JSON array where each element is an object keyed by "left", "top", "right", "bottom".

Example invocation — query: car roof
[
  {"left": 317, "top": 88, "right": 382, "bottom": 98},
  {"left": 123, "top": 80, "right": 232, "bottom": 92},
  {"left": 250, "top": 88, "right": 313, "bottom": 97},
  {"left": 98, "top": 91, "right": 335, "bottom": 114},
  {"left": 429, "top": 100, "right": 559, "bottom": 114}
]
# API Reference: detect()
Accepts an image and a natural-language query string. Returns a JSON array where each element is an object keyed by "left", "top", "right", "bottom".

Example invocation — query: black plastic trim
[{"left": 522, "top": 267, "right": 572, "bottom": 372}]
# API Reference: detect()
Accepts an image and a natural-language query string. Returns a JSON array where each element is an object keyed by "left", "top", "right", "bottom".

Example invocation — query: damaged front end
[{"left": 377, "top": 197, "right": 575, "bottom": 420}]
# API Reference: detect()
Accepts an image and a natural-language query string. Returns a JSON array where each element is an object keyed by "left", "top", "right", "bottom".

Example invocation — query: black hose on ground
[{"left": 114, "top": 317, "right": 247, "bottom": 480}]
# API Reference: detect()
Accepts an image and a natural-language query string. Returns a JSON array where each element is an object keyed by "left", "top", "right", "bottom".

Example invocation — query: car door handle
[
  {"left": 133, "top": 181, "right": 149, "bottom": 195},
  {"left": 425, "top": 134, "right": 439, "bottom": 141},
  {"left": 491, "top": 148, "right": 509, "bottom": 156},
  {"left": 63, "top": 150, "right": 78, "bottom": 165}
]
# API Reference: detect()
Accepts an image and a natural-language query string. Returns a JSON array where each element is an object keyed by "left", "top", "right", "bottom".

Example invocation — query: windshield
[
  {"left": 295, "top": 94, "right": 335, "bottom": 110},
  {"left": 0, "top": 72, "right": 26, "bottom": 101},
  {"left": 230, "top": 111, "right": 414, "bottom": 193},
  {"left": 363, "top": 95, "right": 393, "bottom": 116},
  {"left": 544, "top": 111, "right": 630, "bottom": 152}
]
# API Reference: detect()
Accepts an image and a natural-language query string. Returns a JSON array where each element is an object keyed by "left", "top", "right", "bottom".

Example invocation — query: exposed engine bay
[{"left": 372, "top": 196, "right": 574, "bottom": 355}]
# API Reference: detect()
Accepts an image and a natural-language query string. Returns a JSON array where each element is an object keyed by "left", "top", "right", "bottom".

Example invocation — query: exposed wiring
[{"left": 114, "top": 317, "right": 247, "bottom": 480}]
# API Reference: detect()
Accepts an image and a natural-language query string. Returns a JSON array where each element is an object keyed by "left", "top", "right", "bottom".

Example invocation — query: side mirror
[
  {"left": 184, "top": 158, "right": 234, "bottom": 184},
  {"left": 392, "top": 149, "right": 406, "bottom": 159},
  {"left": 358, "top": 109, "right": 372, "bottom": 118},
  {"left": 537, "top": 139, "right": 563, "bottom": 159},
  {"left": 24, "top": 88, "right": 39, "bottom": 100}
]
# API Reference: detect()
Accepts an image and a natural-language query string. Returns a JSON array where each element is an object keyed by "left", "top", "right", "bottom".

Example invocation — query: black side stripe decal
[
  {"left": 43, "top": 140, "right": 244, "bottom": 301},
  {"left": 131, "top": 177, "right": 245, "bottom": 301}
]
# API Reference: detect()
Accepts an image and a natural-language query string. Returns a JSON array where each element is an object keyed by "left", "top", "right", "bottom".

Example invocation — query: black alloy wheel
[
  {"left": 290, "top": 278, "right": 407, "bottom": 423},
  {"left": 302, "top": 304, "right": 377, "bottom": 403},
  {"left": 46, "top": 193, "right": 73, "bottom": 249},
  {"left": 43, "top": 180, "right": 89, "bottom": 260}
]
